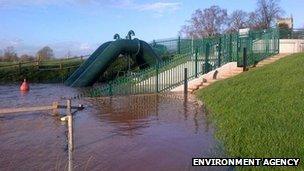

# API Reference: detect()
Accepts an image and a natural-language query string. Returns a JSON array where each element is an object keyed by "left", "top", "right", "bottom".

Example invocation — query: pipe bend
[
  {"left": 127, "top": 30, "right": 135, "bottom": 40},
  {"left": 113, "top": 34, "right": 121, "bottom": 40},
  {"left": 133, "top": 38, "right": 141, "bottom": 56}
]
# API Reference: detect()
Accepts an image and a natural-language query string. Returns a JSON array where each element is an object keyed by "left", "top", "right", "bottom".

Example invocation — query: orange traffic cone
[{"left": 20, "top": 79, "right": 29, "bottom": 91}]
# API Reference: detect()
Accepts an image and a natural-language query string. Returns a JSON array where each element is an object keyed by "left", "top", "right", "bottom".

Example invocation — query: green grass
[{"left": 196, "top": 53, "right": 304, "bottom": 170}]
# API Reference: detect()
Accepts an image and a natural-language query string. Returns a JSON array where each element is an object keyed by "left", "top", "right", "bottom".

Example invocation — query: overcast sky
[{"left": 0, "top": 0, "right": 303, "bottom": 57}]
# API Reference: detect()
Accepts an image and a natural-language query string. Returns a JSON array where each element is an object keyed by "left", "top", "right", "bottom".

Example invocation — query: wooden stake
[{"left": 67, "top": 99, "right": 74, "bottom": 150}]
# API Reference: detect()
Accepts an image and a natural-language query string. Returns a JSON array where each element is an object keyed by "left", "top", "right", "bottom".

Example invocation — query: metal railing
[
  {"left": 279, "top": 28, "right": 304, "bottom": 39},
  {"left": 74, "top": 28, "right": 279, "bottom": 98}
]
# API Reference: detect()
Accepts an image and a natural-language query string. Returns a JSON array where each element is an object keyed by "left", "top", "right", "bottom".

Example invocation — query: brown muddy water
[{"left": 0, "top": 84, "right": 226, "bottom": 171}]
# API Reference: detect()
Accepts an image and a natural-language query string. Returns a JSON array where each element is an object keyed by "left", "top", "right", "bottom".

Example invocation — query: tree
[
  {"left": 255, "top": 0, "right": 283, "bottom": 29},
  {"left": 278, "top": 22, "right": 292, "bottom": 38},
  {"left": 246, "top": 11, "right": 262, "bottom": 29},
  {"left": 20, "top": 54, "right": 35, "bottom": 62},
  {"left": 3, "top": 46, "right": 18, "bottom": 62},
  {"left": 36, "top": 46, "right": 54, "bottom": 61},
  {"left": 227, "top": 10, "right": 249, "bottom": 33},
  {"left": 180, "top": 6, "right": 228, "bottom": 38},
  {"left": 278, "top": 22, "right": 289, "bottom": 29}
]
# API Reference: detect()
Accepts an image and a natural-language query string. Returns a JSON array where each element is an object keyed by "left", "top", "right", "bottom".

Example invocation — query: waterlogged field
[
  {"left": 0, "top": 84, "right": 224, "bottom": 170},
  {"left": 196, "top": 53, "right": 304, "bottom": 170}
]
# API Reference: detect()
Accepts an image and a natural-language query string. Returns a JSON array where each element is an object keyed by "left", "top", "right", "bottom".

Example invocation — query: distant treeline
[
  {"left": 0, "top": 45, "right": 85, "bottom": 62},
  {"left": 180, "top": 0, "right": 289, "bottom": 38}
]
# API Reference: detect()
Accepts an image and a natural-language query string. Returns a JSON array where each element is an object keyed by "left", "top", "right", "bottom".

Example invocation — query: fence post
[
  {"left": 109, "top": 82, "right": 113, "bottom": 96},
  {"left": 204, "top": 43, "right": 210, "bottom": 73},
  {"left": 277, "top": 28, "right": 280, "bottom": 54},
  {"left": 229, "top": 34, "right": 233, "bottom": 62},
  {"left": 243, "top": 47, "right": 247, "bottom": 72},
  {"left": 184, "top": 68, "right": 188, "bottom": 94},
  {"left": 36, "top": 60, "right": 40, "bottom": 70},
  {"left": 218, "top": 37, "right": 222, "bottom": 67},
  {"left": 191, "top": 36, "right": 194, "bottom": 54},
  {"left": 18, "top": 62, "right": 21, "bottom": 75},
  {"left": 178, "top": 36, "right": 181, "bottom": 54},
  {"left": 195, "top": 47, "right": 198, "bottom": 78},
  {"left": 156, "top": 63, "right": 159, "bottom": 93},
  {"left": 266, "top": 33, "right": 270, "bottom": 56},
  {"left": 236, "top": 35, "right": 240, "bottom": 66}
]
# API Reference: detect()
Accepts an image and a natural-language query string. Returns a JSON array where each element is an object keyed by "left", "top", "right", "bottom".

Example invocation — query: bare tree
[
  {"left": 180, "top": 6, "right": 228, "bottom": 38},
  {"left": 227, "top": 10, "right": 249, "bottom": 33},
  {"left": 246, "top": 11, "right": 262, "bottom": 29},
  {"left": 3, "top": 46, "right": 18, "bottom": 62},
  {"left": 36, "top": 46, "right": 54, "bottom": 61},
  {"left": 20, "top": 54, "right": 35, "bottom": 62},
  {"left": 255, "top": 0, "right": 283, "bottom": 29}
]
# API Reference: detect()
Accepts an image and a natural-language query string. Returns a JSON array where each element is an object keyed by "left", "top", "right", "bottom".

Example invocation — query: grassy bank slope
[{"left": 196, "top": 53, "right": 304, "bottom": 166}]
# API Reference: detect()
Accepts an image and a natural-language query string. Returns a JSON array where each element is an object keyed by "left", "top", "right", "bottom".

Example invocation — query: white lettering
[
  {"left": 293, "top": 159, "right": 300, "bottom": 166},
  {"left": 193, "top": 158, "right": 298, "bottom": 167},
  {"left": 235, "top": 159, "right": 242, "bottom": 165},
  {"left": 193, "top": 159, "right": 200, "bottom": 166},
  {"left": 222, "top": 159, "right": 227, "bottom": 165},
  {"left": 215, "top": 159, "right": 221, "bottom": 165},
  {"left": 263, "top": 159, "right": 270, "bottom": 165}
]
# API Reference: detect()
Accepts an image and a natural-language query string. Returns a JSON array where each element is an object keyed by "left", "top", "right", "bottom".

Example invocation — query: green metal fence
[
  {"left": 279, "top": 28, "right": 304, "bottom": 39},
  {"left": 73, "top": 28, "right": 279, "bottom": 98}
]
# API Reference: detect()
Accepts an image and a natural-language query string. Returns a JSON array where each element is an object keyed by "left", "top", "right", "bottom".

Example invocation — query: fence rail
[
  {"left": 0, "top": 55, "right": 89, "bottom": 69},
  {"left": 0, "top": 55, "right": 90, "bottom": 83},
  {"left": 279, "top": 28, "right": 304, "bottom": 39},
  {"left": 73, "top": 28, "right": 279, "bottom": 98}
]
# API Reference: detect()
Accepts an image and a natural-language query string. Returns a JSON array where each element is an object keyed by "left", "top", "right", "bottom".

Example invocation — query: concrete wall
[{"left": 280, "top": 39, "right": 304, "bottom": 53}]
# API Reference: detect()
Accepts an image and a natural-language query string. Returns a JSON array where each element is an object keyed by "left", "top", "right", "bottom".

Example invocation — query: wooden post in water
[
  {"left": 67, "top": 96, "right": 73, "bottom": 171},
  {"left": 68, "top": 145, "right": 73, "bottom": 171},
  {"left": 66, "top": 99, "right": 74, "bottom": 171},
  {"left": 184, "top": 68, "right": 188, "bottom": 94},
  {"left": 67, "top": 99, "right": 74, "bottom": 150}
]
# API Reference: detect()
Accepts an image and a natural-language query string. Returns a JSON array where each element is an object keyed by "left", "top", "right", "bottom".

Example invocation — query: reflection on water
[{"left": 0, "top": 84, "right": 224, "bottom": 171}]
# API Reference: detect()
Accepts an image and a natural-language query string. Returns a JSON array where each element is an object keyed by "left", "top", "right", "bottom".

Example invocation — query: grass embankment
[{"left": 196, "top": 53, "right": 304, "bottom": 168}]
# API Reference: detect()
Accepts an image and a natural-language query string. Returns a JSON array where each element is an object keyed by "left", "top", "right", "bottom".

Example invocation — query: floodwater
[{"left": 0, "top": 84, "right": 225, "bottom": 171}]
